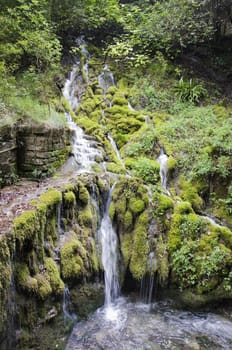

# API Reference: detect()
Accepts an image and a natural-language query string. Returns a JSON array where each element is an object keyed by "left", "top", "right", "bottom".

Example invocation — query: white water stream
[
  {"left": 62, "top": 45, "right": 103, "bottom": 173},
  {"left": 157, "top": 149, "right": 170, "bottom": 195},
  {"left": 98, "top": 64, "right": 115, "bottom": 93},
  {"left": 98, "top": 185, "right": 119, "bottom": 312}
]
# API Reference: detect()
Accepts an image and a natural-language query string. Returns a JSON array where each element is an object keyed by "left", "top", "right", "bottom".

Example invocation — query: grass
[{"left": 3, "top": 96, "right": 66, "bottom": 128}]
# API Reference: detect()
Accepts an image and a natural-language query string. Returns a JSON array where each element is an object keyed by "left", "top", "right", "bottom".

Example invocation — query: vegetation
[{"left": 1, "top": 2, "right": 232, "bottom": 346}]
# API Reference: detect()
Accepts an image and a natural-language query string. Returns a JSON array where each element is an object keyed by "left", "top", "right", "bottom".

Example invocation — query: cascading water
[
  {"left": 63, "top": 286, "right": 77, "bottom": 322},
  {"left": 98, "top": 184, "right": 119, "bottom": 308},
  {"left": 140, "top": 251, "right": 157, "bottom": 305},
  {"left": 57, "top": 202, "right": 63, "bottom": 236},
  {"left": 62, "top": 43, "right": 103, "bottom": 173},
  {"left": 98, "top": 64, "right": 115, "bottom": 93},
  {"left": 107, "top": 134, "right": 125, "bottom": 170},
  {"left": 157, "top": 148, "right": 170, "bottom": 195},
  {"left": 201, "top": 215, "right": 225, "bottom": 228},
  {"left": 128, "top": 101, "right": 150, "bottom": 124}
]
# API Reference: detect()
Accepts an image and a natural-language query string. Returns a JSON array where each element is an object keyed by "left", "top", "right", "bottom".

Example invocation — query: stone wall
[
  {"left": 0, "top": 125, "right": 17, "bottom": 186},
  {"left": 0, "top": 123, "right": 70, "bottom": 187},
  {"left": 17, "top": 124, "right": 71, "bottom": 178}
]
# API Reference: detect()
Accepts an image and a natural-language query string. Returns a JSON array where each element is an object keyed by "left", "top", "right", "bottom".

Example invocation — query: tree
[{"left": 0, "top": 0, "right": 61, "bottom": 73}]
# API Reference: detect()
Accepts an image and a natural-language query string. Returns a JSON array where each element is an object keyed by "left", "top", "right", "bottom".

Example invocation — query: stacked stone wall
[
  {"left": 0, "top": 123, "right": 70, "bottom": 187},
  {"left": 0, "top": 125, "right": 17, "bottom": 186}
]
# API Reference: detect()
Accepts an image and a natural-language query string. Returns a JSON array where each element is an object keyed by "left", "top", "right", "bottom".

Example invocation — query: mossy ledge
[{"left": 0, "top": 174, "right": 109, "bottom": 345}]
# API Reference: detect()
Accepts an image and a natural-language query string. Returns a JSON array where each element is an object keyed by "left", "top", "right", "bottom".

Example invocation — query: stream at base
[{"left": 66, "top": 298, "right": 232, "bottom": 350}]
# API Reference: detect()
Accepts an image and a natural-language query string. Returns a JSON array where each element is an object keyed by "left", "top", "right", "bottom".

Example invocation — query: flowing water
[
  {"left": 201, "top": 215, "right": 225, "bottom": 228},
  {"left": 62, "top": 44, "right": 103, "bottom": 173},
  {"left": 98, "top": 185, "right": 120, "bottom": 309},
  {"left": 107, "top": 133, "right": 125, "bottom": 169},
  {"left": 98, "top": 64, "right": 115, "bottom": 93},
  {"left": 63, "top": 286, "right": 77, "bottom": 322},
  {"left": 157, "top": 149, "right": 170, "bottom": 195},
  {"left": 65, "top": 298, "right": 232, "bottom": 350}
]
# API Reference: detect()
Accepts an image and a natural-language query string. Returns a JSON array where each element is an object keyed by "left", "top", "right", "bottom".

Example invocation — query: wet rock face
[
  {"left": 17, "top": 124, "right": 70, "bottom": 178},
  {"left": 0, "top": 124, "right": 17, "bottom": 186}
]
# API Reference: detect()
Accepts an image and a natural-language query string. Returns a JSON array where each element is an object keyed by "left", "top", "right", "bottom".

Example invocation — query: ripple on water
[{"left": 65, "top": 299, "right": 232, "bottom": 350}]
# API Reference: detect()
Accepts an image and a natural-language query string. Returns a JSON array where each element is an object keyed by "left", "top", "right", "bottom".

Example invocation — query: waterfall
[
  {"left": 128, "top": 101, "right": 150, "bottom": 124},
  {"left": 57, "top": 202, "right": 63, "bottom": 236},
  {"left": 98, "top": 184, "right": 119, "bottom": 307},
  {"left": 98, "top": 64, "right": 115, "bottom": 93},
  {"left": 157, "top": 149, "right": 170, "bottom": 195},
  {"left": 62, "top": 286, "right": 77, "bottom": 322},
  {"left": 62, "top": 42, "right": 103, "bottom": 173},
  {"left": 201, "top": 215, "right": 225, "bottom": 228},
  {"left": 140, "top": 251, "right": 157, "bottom": 305},
  {"left": 107, "top": 133, "right": 124, "bottom": 168}
]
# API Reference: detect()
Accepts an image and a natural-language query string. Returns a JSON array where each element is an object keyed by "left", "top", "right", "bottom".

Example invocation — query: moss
[
  {"left": 168, "top": 211, "right": 206, "bottom": 253},
  {"left": 16, "top": 263, "right": 38, "bottom": 294},
  {"left": 155, "top": 194, "right": 174, "bottom": 216},
  {"left": 124, "top": 210, "right": 133, "bottom": 230},
  {"left": 35, "top": 273, "right": 52, "bottom": 299},
  {"left": 167, "top": 156, "right": 177, "bottom": 171},
  {"left": 213, "top": 105, "right": 230, "bottom": 119},
  {"left": 64, "top": 184, "right": 75, "bottom": 192},
  {"left": 174, "top": 201, "right": 193, "bottom": 214},
  {"left": 105, "top": 105, "right": 128, "bottom": 117},
  {"left": 39, "top": 188, "right": 62, "bottom": 207},
  {"left": 63, "top": 191, "right": 76, "bottom": 224},
  {"left": 89, "top": 109, "right": 102, "bottom": 122},
  {"left": 13, "top": 210, "right": 38, "bottom": 243},
  {"left": 60, "top": 236, "right": 86, "bottom": 280},
  {"left": 121, "top": 233, "right": 133, "bottom": 267},
  {"left": 112, "top": 95, "right": 128, "bottom": 106},
  {"left": 78, "top": 206, "right": 93, "bottom": 227},
  {"left": 78, "top": 183, "right": 90, "bottom": 205},
  {"left": 44, "top": 258, "right": 64, "bottom": 295},
  {"left": 156, "top": 237, "right": 169, "bottom": 284},
  {"left": 114, "top": 197, "right": 127, "bottom": 222},
  {"left": 107, "top": 86, "right": 117, "bottom": 95},
  {"left": 124, "top": 157, "right": 137, "bottom": 169},
  {"left": 106, "top": 162, "right": 125, "bottom": 174},
  {"left": 128, "top": 197, "right": 145, "bottom": 215},
  {"left": 218, "top": 226, "right": 232, "bottom": 248},
  {"left": 179, "top": 177, "right": 203, "bottom": 212},
  {"left": 129, "top": 211, "right": 149, "bottom": 280},
  {"left": 109, "top": 202, "right": 115, "bottom": 221},
  {"left": 64, "top": 191, "right": 76, "bottom": 204}
]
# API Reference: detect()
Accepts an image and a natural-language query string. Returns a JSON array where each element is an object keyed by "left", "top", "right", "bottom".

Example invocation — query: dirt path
[{"left": 0, "top": 173, "right": 77, "bottom": 235}]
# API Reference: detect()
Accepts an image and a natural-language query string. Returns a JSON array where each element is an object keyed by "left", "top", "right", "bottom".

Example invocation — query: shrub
[{"left": 173, "top": 77, "right": 207, "bottom": 104}]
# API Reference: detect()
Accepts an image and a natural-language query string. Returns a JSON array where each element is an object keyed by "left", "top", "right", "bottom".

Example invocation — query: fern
[{"left": 174, "top": 77, "right": 207, "bottom": 104}]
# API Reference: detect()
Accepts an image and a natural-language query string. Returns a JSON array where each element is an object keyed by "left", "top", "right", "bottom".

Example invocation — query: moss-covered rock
[
  {"left": 155, "top": 194, "right": 174, "bottom": 217},
  {"left": 77, "top": 182, "right": 90, "bottom": 205},
  {"left": 44, "top": 258, "right": 64, "bottom": 295},
  {"left": 77, "top": 206, "right": 93, "bottom": 227},
  {"left": 60, "top": 235, "right": 87, "bottom": 280},
  {"left": 128, "top": 197, "right": 145, "bottom": 215},
  {"left": 129, "top": 211, "right": 149, "bottom": 280},
  {"left": 178, "top": 177, "right": 203, "bottom": 212}
]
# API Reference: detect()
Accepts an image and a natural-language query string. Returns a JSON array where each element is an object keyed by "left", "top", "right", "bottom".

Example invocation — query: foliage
[
  {"left": 174, "top": 78, "right": 207, "bottom": 104},
  {"left": 0, "top": 0, "right": 62, "bottom": 73},
  {"left": 153, "top": 105, "right": 232, "bottom": 183},
  {"left": 107, "top": 0, "right": 214, "bottom": 62},
  {"left": 129, "top": 157, "right": 160, "bottom": 184}
]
